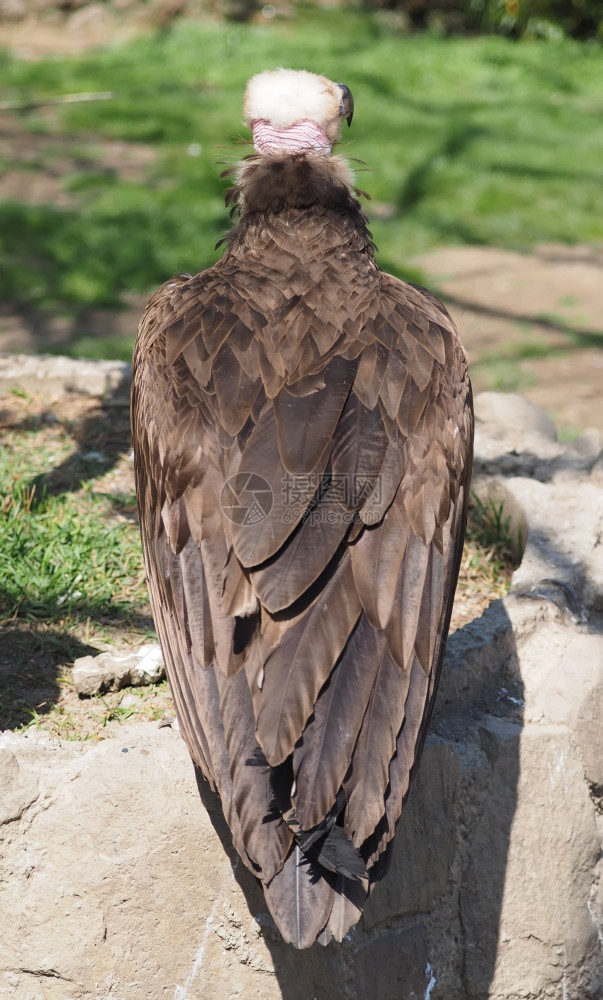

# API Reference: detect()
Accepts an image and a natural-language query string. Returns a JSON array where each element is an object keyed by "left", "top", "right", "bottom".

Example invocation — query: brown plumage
[{"left": 131, "top": 71, "right": 473, "bottom": 949}]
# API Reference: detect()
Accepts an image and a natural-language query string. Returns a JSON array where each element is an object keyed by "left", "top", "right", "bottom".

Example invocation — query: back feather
[{"left": 132, "top": 146, "right": 473, "bottom": 947}]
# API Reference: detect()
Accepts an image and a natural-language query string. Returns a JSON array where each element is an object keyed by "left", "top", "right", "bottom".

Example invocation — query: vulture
[{"left": 131, "top": 69, "right": 473, "bottom": 949}]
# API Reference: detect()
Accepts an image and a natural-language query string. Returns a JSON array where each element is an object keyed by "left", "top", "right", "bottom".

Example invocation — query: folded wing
[{"left": 132, "top": 265, "right": 473, "bottom": 947}]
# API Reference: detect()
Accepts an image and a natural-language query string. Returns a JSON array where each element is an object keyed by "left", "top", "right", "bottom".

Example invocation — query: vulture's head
[{"left": 243, "top": 69, "right": 354, "bottom": 157}]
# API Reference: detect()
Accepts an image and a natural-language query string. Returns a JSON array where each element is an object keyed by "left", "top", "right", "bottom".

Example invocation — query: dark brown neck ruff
[{"left": 219, "top": 154, "right": 375, "bottom": 256}]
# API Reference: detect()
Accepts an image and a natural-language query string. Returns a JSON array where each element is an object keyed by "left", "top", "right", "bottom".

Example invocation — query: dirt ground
[
  {"left": 416, "top": 243, "right": 603, "bottom": 436},
  {"left": 0, "top": 9, "right": 148, "bottom": 59}
]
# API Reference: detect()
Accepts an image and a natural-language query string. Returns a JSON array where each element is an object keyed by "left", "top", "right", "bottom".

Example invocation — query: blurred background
[{"left": 1, "top": 0, "right": 602, "bottom": 433}]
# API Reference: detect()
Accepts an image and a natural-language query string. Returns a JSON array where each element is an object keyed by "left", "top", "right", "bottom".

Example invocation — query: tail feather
[
  {"left": 263, "top": 843, "right": 369, "bottom": 948},
  {"left": 318, "top": 873, "right": 367, "bottom": 946},
  {"left": 302, "top": 823, "right": 366, "bottom": 882},
  {"left": 264, "top": 846, "right": 335, "bottom": 949}
]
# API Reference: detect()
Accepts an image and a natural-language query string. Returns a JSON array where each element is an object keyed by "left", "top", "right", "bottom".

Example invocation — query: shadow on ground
[{"left": 0, "top": 624, "right": 97, "bottom": 729}]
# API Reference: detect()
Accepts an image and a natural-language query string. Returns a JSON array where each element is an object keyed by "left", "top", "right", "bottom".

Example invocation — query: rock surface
[
  {"left": 72, "top": 643, "right": 165, "bottom": 695},
  {"left": 1, "top": 388, "right": 602, "bottom": 1000},
  {"left": 0, "top": 352, "right": 130, "bottom": 398}
]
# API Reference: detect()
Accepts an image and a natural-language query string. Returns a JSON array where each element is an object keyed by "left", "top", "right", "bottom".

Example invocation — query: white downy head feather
[{"left": 243, "top": 69, "right": 345, "bottom": 153}]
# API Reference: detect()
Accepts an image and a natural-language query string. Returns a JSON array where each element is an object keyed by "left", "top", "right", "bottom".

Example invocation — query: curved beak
[{"left": 337, "top": 83, "right": 354, "bottom": 127}]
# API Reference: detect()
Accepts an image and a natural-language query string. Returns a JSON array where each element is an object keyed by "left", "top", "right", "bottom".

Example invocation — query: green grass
[
  {"left": 0, "top": 399, "right": 170, "bottom": 737},
  {"left": 0, "top": 417, "right": 157, "bottom": 733},
  {"left": 466, "top": 495, "right": 521, "bottom": 579},
  {"left": 470, "top": 325, "right": 550, "bottom": 392},
  {"left": 0, "top": 412, "right": 148, "bottom": 630},
  {"left": 0, "top": 477, "right": 147, "bottom": 626},
  {"left": 1, "top": 11, "right": 602, "bottom": 358}
]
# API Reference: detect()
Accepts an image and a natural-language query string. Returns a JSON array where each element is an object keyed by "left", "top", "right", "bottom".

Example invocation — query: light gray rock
[
  {"left": 353, "top": 926, "right": 431, "bottom": 1000},
  {"left": 0, "top": 353, "right": 130, "bottom": 398},
  {"left": 473, "top": 391, "right": 603, "bottom": 482},
  {"left": 72, "top": 643, "right": 165, "bottom": 695},
  {"left": 0, "top": 748, "right": 39, "bottom": 824},
  {"left": 475, "top": 391, "right": 558, "bottom": 442},
  {"left": 362, "top": 741, "right": 460, "bottom": 927},
  {"left": 462, "top": 719, "right": 600, "bottom": 999}
]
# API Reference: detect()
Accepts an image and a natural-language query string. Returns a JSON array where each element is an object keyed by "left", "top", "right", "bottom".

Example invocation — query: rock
[
  {"left": 475, "top": 391, "right": 558, "bottom": 442},
  {"left": 353, "top": 926, "right": 431, "bottom": 1000},
  {"left": 0, "top": 353, "right": 130, "bottom": 398},
  {"left": 435, "top": 597, "right": 521, "bottom": 722},
  {"left": 0, "top": 724, "right": 345, "bottom": 1000},
  {"left": 568, "top": 427, "right": 602, "bottom": 460},
  {"left": 576, "top": 674, "right": 603, "bottom": 796},
  {"left": 0, "top": 747, "right": 39, "bottom": 825},
  {"left": 472, "top": 391, "right": 603, "bottom": 482},
  {"left": 362, "top": 740, "right": 460, "bottom": 927},
  {"left": 72, "top": 643, "right": 165, "bottom": 695},
  {"left": 0, "top": 0, "right": 27, "bottom": 21},
  {"left": 462, "top": 721, "right": 600, "bottom": 1000}
]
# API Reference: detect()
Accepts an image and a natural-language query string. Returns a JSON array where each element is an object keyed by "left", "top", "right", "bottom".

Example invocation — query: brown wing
[{"left": 131, "top": 261, "right": 473, "bottom": 947}]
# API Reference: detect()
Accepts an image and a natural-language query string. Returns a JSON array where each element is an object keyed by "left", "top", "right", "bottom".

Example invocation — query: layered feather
[{"left": 131, "top": 149, "right": 473, "bottom": 948}]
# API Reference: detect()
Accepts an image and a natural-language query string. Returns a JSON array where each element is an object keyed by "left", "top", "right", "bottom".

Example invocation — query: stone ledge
[{"left": 0, "top": 352, "right": 131, "bottom": 398}]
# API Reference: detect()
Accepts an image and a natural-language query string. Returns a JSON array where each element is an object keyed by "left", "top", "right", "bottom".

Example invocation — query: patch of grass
[
  {"left": 532, "top": 310, "right": 603, "bottom": 349},
  {"left": 1, "top": 13, "right": 603, "bottom": 358},
  {"left": 56, "top": 333, "right": 140, "bottom": 363},
  {"left": 467, "top": 495, "right": 520, "bottom": 574},
  {"left": 0, "top": 622, "right": 95, "bottom": 729},
  {"left": 470, "top": 321, "right": 563, "bottom": 391},
  {"left": 0, "top": 388, "right": 163, "bottom": 737},
  {"left": 0, "top": 393, "right": 148, "bottom": 633},
  {"left": 460, "top": 495, "right": 520, "bottom": 607},
  {"left": 471, "top": 354, "right": 537, "bottom": 392},
  {"left": 0, "top": 476, "right": 147, "bottom": 624},
  {"left": 19, "top": 677, "right": 173, "bottom": 741}
]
